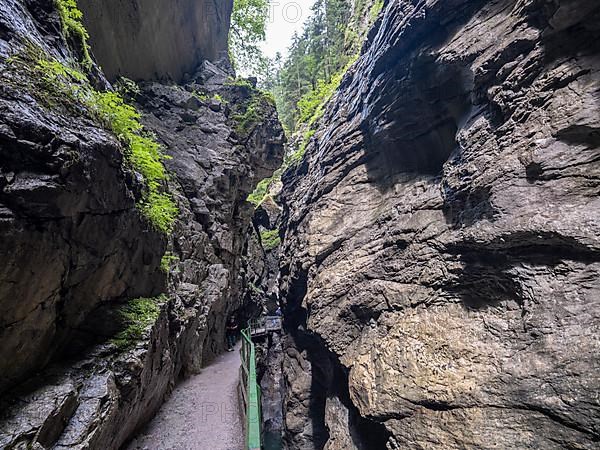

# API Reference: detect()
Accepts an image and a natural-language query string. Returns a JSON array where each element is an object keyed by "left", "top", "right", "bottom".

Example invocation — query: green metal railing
[{"left": 240, "top": 328, "right": 262, "bottom": 450}]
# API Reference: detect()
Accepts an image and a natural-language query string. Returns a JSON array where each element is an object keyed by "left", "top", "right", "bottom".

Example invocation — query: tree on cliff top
[
  {"left": 230, "top": 0, "right": 269, "bottom": 75},
  {"left": 267, "top": 0, "right": 353, "bottom": 133}
]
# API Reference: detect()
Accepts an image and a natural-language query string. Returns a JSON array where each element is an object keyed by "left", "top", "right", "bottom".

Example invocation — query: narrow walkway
[{"left": 127, "top": 343, "right": 244, "bottom": 450}]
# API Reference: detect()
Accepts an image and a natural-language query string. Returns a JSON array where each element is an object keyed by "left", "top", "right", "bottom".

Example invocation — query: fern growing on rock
[
  {"left": 111, "top": 296, "right": 166, "bottom": 349},
  {"left": 54, "top": 0, "right": 92, "bottom": 67}
]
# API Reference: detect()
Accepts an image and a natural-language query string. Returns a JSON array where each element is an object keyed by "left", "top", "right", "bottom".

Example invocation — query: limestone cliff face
[
  {"left": 0, "top": 0, "right": 167, "bottom": 396},
  {"left": 79, "top": 0, "right": 232, "bottom": 82},
  {"left": 0, "top": 0, "right": 283, "bottom": 448},
  {"left": 244, "top": 198, "right": 287, "bottom": 447},
  {"left": 137, "top": 71, "right": 284, "bottom": 370},
  {"left": 279, "top": 0, "right": 600, "bottom": 448}
]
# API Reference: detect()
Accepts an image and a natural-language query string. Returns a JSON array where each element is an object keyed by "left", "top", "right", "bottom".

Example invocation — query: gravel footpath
[{"left": 127, "top": 343, "right": 244, "bottom": 450}]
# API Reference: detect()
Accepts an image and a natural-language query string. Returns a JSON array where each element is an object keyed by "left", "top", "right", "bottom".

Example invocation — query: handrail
[{"left": 240, "top": 328, "right": 261, "bottom": 450}]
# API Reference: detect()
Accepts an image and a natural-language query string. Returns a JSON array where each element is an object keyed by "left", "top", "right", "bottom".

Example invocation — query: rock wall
[
  {"left": 279, "top": 0, "right": 600, "bottom": 448},
  {"left": 79, "top": 0, "right": 233, "bottom": 82},
  {"left": 137, "top": 67, "right": 284, "bottom": 369},
  {"left": 242, "top": 197, "right": 287, "bottom": 447},
  {"left": 0, "top": 0, "right": 166, "bottom": 396},
  {"left": 0, "top": 0, "right": 283, "bottom": 448}
]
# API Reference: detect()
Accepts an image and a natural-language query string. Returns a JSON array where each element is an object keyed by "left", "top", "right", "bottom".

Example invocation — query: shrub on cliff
[
  {"left": 91, "top": 91, "right": 178, "bottom": 233},
  {"left": 297, "top": 69, "right": 345, "bottom": 127},
  {"left": 248, "top": 177, "right": 272, "bottom": 206},
  {"left": 230, "top": 79, "right": 276, "bottom": 139},
  {"left": 260, "top": 229, "right": 281, "bottom": 251}
]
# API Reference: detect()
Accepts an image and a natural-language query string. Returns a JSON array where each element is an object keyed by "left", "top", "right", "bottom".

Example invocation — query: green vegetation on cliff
[
  {"left": 247, "top": 177, "right": 272, "bottom": 206},
  {"left": 7, "top": 43, "right": 178, "bottom": 233},
  {"left": 92, "top": 91, "right": 178, "bottom": 233},
  {"left": 160, "top": 252, "right": 180, "bottom": 273},
  {"left": 55, "top": 0, "right": 92, "bottom": 67},
  {"left": 52, "top": 0, "right": 179, "bottom": 232},
  {"left": 232, "top": 90, "right": 274, "bottom": 137},
  {"left": 111, "top": 296, "right": 166, "bottom": 349},
  {"left": 260, "top": 229, "right": 281, "bottom": 251},
  {"left": 229, "top": 78, "right": 276, "bottom": 139},
  {"left": 246, "top": 0, "right": 382, "bottom": 207}
]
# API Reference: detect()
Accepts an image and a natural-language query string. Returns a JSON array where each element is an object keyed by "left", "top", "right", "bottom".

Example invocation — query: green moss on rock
[
  {"left": 229, "top": 78, "right": 276, "bottom": 138},
  {"left": 54, "top": 0, "right": 92, "bottom": 67},
  {"left": 233, "top": 93, "right": 272, "bottom": 137},
  {"left": 260, "top": 229, "right": 281, "bottom": 251},
  {"left": 247, "top": 177, "right": 271, "bottom": 206},
  {"left": 160, "top": 251, "right": 179, "bottom": 273}
]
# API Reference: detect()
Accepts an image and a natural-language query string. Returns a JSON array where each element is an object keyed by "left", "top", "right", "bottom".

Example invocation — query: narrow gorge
[{"left": 0, "top": 0, "right": 599, "bottom": 449}]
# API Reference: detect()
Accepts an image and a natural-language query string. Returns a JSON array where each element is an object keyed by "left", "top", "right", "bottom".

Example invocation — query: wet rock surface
[{"left": 279, "top": 0, "right": 600, "bottom": 448}]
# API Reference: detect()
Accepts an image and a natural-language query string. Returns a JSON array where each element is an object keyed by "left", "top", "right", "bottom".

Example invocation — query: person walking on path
[{"left": 226, "top": 316, "right": 238, "bottom": 351}]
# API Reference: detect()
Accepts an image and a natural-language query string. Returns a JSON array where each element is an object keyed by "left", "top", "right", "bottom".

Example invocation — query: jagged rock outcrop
[
  {"left": 247, "top": 197, "right": 283, "bottom": 309},
  {"left": 279, "top": 0, "right": 600, "bottom": 448},
  {"left": 0, "top": 0, "right": 284, "bottom": 448},
  {"left": 137, "top": 68, "right": 284, "bottom": 368},
  {"left": 79, "top": 0, "right": 232, "bottom": 82}
]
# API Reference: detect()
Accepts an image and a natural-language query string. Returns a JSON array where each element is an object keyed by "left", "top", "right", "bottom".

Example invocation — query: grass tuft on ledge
[{"left": 111, "top": 295, "right": 166, "bottom": 349}]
